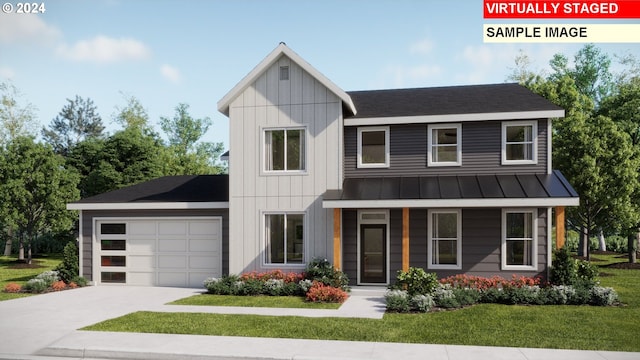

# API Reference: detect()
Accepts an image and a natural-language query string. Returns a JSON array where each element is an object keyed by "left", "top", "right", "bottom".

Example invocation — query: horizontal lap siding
[
  {"left": 81, "top": 209, "right": 230, "bottom": 282},
  {"left": 344, "top": 120, "right": 547, "bottom": 177},
  {"left": 342, "top": 208, "right": 548, "bottom": 284}
]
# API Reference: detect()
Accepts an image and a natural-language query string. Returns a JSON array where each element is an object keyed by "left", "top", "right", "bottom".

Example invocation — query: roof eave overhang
[
  {"left": 66, "top": 202, "right": 230, "bottom": 211},
  {"left": 322, "top": 197, "right": 579, "bottom": 209},
  {"left": 217, "top": 43, "right": 356, "bottom": 116},
  {"left": 344, "top": 110, "right": 565, "bottom": 127}
]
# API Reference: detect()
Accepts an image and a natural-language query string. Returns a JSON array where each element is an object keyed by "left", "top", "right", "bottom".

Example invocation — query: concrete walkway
[{"left": 0, "top": 286, "right": 638, "bottom": 360}]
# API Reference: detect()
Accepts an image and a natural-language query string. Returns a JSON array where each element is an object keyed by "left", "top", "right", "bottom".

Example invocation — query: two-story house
[{"left": 67, "top": 43, "right": 578, "bottom": 287}]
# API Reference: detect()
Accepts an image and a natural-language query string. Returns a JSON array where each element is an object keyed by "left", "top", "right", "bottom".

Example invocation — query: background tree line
[{"left": 0, "top": 89, "right": 226, "bottom": 263}]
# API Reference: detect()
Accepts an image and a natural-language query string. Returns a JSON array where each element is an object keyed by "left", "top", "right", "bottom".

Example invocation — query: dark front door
[{"left": 360, "top": 224, "right": 387, "bottom": 284}]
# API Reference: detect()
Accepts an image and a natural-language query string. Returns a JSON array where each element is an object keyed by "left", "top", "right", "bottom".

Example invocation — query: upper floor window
[
  {"left": 502, "top": 121, "right": 537, "bottom": 165},
  {"left": 428, "top": 124, "right": 461, "bottom": 166},
  {"left": 357, "top": 127, "right": 389, "bottom": 168},
  {"left": 264, "top": 128, "right": 306, "bottom": 172},
  {"left": 501, "top": 209, "right": 537, "bottom": 271},
  {"left": 428, "top": 209, "right": 462, "bottom": 270}
]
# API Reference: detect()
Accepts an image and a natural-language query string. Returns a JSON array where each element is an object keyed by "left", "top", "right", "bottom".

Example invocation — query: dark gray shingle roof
[
  {"left": 71, "top": 175, "right": 229, "bottom": 204},
  {"left": 346, "top": 83, "right": 563, "bottom": 119}
]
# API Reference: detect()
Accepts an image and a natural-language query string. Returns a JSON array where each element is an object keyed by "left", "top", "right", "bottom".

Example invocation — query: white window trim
[
  {"left": 427, "top": 209, "right": 462, "bottom": 270},
  {"left": 428, "top": 123, "right": 462, "bottom": 167},
  {"left": 262, "top": 127, "right": 308, "bottom": 174},
  {"left": 501, "top": 209, "right": 538, "bottom": 271},
  {"left": 501, "top": 121, "right": 538, "bottom": 165},
  {"left": 357, "top": 126, "right": 390, "bottom": 168},
  {"left": 262, "top": 211, "right": 307, "bottom": 267},
  {"left": 356, "top": 210, "right": 390, "bottom": 285}
]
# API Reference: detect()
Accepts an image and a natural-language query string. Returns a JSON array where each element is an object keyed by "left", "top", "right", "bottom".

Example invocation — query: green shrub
[
  {"left": 385, "top": 290, "right": 411, "bottom": 312},
  {"left": 590, "top": 286, "right": 619, "bottom": 306},
  {"left": 605, "top": 235, "right": 628, "bottom": 253},
  {"left": 410, "top": 294, "right": 435, "bottom": 312},
  {"left": 24, "top": 278, "right": 48, "bottom": 293},
  {"left": 263, "top": 278, "right": 284, "bottom": 296},
  {"left": 503, "top": 286, "right": 543, "bottom": 305},
  {"left": 452, "top": 288, "right": 481, "bottom": 306},
  {"left": 71, "top": 276, "right": 88, "bottom": 287},
  {"left": 204, "top": 275, "right": 241, "bottom": 295},
  {"left": 576, "top": 260, "right": 599, "bottom": 287},
  {"left": 35, "top": 270, "right": 60, "bottom": 287},
  {"left": 304, "top": 258, "right": 349, "bottom": 290},
  {"left": 480, "top": 287, "right": 506, "bottom": 304},
  {"left": 55, "top": 242, "right": 80, "bottom": 283},
  {"left": 393, "top": 267, "right": 438, "bottom": 296},
  {"left": 550, "top": 247, "right": 577, "bottom": 285}
]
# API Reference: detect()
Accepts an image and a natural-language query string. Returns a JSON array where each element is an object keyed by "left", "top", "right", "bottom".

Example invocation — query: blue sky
[{"left": 1, "top": 0, "right": 638, "bottom": 149}]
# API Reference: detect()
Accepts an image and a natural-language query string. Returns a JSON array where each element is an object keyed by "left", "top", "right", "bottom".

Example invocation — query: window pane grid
[
  {"left": 505, "top": 125, "right": 534, "bottom": 161},
  {"left": 429, "top": 126, "right": 460, "bottom": 165},
  {"left": 504, "top": 211, "right": 534, "bottom": 267},
  {"left": 429, "top": 211, "right": 460, "bottom": 267}
]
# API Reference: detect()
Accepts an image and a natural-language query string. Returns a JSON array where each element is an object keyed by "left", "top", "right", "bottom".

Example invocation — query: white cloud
[
  {"left": 160, "top": 64, "right": 181, "bottom": 84},
  {"left": 56, "top": 35, "right": 151, "bottom": 63},
  {"left": 410, "top": 38, "right": 435, "bottom": 55},
  {"left": 0, "top": 66, "right": 15, "bottom": 79},
  {"left": 0, "top": 13, "right": 61, "bottom": 46}
]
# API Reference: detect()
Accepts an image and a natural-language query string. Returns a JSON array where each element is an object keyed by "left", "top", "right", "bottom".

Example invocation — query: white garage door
[{"left": 95, "top": 217, "right": 222, "bottom": 287}]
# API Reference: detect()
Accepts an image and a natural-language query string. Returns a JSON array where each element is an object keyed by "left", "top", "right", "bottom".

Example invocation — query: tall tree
[
  {"left": 0, "top": 81, "right": 38, "bottom": 255},
  {"left": 42, "top": 95, "right": 105, "bottom": 156},
  {"left": 599, "top": 77, "right": 640, "bottom": 262},
  {"left": 0, "top": 81, "right": 38, "bottom": 145},
  {"left": 68, "top": 96, "right": 167, "bottom": 198},
  {"left": 160, "top": 103, "right": 225, "bottom": 174},
  {"left": 0, "top": 137, "right": 80, "bottom": 263}
]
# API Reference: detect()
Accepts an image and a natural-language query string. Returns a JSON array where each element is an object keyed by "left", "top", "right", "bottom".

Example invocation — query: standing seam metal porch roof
[{"left": 322, "top": 170, "right": 579, "bottom": 208}]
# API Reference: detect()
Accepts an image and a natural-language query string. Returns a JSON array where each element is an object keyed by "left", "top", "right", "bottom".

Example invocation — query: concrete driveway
[{"left": 0, "top": 286, "right": 200, "bottom": 356}]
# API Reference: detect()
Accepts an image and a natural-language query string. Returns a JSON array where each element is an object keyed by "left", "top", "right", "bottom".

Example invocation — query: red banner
[{"left": 484, "top": 1, "right": 640, "bottom": 18}]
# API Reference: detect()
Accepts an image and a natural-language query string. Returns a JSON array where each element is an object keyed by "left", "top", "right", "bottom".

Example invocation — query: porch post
[
  {"left": 556, "top": 206, "right": 565, "bottom": 249},
  {"left": 402, "top": 207, "right": 409, "bottom": 271},
  {"left": 333, "top": 208, "right": 341, "bottom": 270}
]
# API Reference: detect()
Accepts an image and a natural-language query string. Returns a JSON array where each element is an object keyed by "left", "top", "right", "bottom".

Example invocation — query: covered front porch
[{"left": 323, "top": 173, "right": 579, "bottom": 285}]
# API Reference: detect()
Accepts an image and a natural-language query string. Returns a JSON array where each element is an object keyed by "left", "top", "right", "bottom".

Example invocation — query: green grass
[
  {"left": 0, "top": 254, "right": 62, "bottom": 301},
  {"left": 82, "top": 253, "right": 640, "bottom": 352},
  {"left": 170, "top": 294, "right": 341, "bottom": 309}
]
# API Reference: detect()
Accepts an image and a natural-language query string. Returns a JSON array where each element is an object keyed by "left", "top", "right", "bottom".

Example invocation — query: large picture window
[
  {"left": 265, "top": 213, "right": 305, "bottom": 265},
  {"left": 502, "top": 209, "right": 537, "bottom": 270},
  {"left": 264, "top": 128, "right": 306, "bottom": 172},
  {"left": 502, "top": 121, "right": 537, "bottom": 164},
  {"left": 428, "top": 124, "right": 461, "bottom": 166},
  {"left": 357, "top": 127, "right": 389, "bottom": 168},
  {"left": 427, "top": 209, "right": 462, "bottom": 269}
]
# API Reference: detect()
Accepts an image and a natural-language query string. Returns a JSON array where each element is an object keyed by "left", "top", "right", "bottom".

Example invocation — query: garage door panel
[
  {"left": 128, "top": 255, "right": 155, "bottom": 270},
  {"left": 189, "top": 273, "right": 214, "bottom": 287},
  {"left": 158, "top": 272, "right": 187, "bottom": 287},
  {"left": 158, "top": 255, "right": 187, "bottom": 269},
  {"left": 159, "top": 222, "right": 187, "bottom": 235},
  {"left": 128, "top": 238, "right": 156, "bottom": 252},
  {"left": 128, "top": 272, "right": 155, "bottom": 286},
  {"left": 128, "top": 222, "right": 157, "bottom": 236},
  {"left": 189, "top": 239, "right": 219, "bottom": 252},
  {"left": 189, "top": 221, "right": 218, "bottom": 236},
  {"left": 158, "top": 238, "right": 186, "bottom": 252},
  {"left": 189, "top": 255, "right": 218, "bottom": 269}
]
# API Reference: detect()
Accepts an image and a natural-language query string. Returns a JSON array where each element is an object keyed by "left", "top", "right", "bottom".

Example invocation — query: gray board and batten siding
[
  {"left": 344, "top": 120, "right": 548, "bottom": 177},
  {"left": 341, "top": 208, "right": 548, "bottom": 285}
]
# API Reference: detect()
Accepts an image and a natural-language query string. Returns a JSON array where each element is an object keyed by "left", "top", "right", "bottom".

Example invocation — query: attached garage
[
  {"left": 67, "top": 175, "right": 230, "bottom": 288},
  {"left": 96, "top": 217, "right": 222, "bottom": 287}
]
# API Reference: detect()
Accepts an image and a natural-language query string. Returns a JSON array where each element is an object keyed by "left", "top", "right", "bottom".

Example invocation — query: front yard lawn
[
  {"left": 82, "top": 253, "right": 640, "bottom": 352},
  {"left": 0, "top": 254, "right": 62, "bottom": 301},
  {"left": 170, "top": 294, "right": 341, "bottom": 309}
]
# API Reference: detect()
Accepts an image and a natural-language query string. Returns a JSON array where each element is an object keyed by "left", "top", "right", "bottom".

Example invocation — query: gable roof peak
[{"left": 217, "top": 43, "right": 356, "bottom": 116}]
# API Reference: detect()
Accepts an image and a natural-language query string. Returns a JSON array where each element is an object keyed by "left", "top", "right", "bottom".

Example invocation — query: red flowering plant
[
  {"left": 440, "top": 274, "right": 541, "bottom": 291},
  {"left": 305, "top": 281, "right": 348, "bottom": 303}
]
